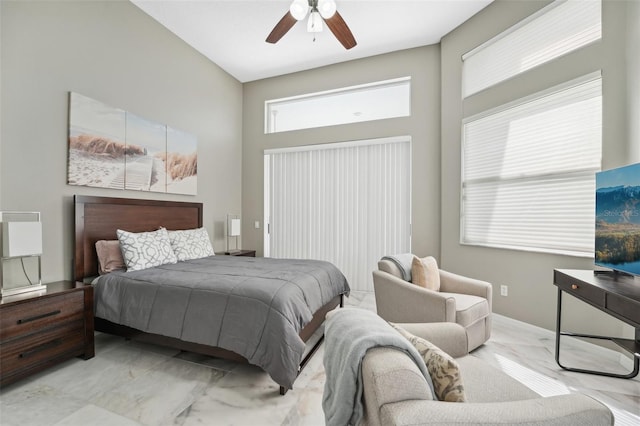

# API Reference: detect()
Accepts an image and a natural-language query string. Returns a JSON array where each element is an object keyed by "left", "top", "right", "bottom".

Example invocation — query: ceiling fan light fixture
[
  {"left": 289, "top": 0, "right": 309, "bottom": 21},
  {"left": 307, "top": 11, "right": 323, "bottom": 33},
  {"left": 318, "top": 0, "right": 337, "bottom": 19},
  {"left": 267, "top": 0, "right": 356, "bottom": 49}
]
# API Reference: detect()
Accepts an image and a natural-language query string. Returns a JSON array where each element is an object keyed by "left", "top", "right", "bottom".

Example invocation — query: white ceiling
[{"left": 131, "top": 0, "right": 493, "bottom": 83}]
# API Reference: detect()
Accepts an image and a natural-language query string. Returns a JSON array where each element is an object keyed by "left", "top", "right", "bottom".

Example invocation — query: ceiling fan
[{"left": 266, "top": 0, "right": 357, "bottom": 50}]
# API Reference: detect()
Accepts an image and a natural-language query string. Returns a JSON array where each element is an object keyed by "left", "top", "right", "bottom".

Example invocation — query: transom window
[
  {"left": 462, "top": 0, "right": 601, "bottom": 97},
  {"left": 265, "top": 77, "right": 411, "bottom": 133}
]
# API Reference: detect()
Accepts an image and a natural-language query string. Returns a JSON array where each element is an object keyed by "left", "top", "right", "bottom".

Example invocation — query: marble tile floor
[{"left": 0, "top": 290, "right": 637, "bottom": 426}]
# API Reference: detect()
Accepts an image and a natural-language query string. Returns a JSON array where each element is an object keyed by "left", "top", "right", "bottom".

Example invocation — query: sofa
[
  {"left": 360, "top": 322, "right": 614, "bottom": 426},
  {"left": 373, "top": 257, "right": 492, "bottom": 351}
]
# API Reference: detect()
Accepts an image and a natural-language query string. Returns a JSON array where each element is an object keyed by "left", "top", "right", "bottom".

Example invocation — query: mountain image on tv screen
[{"left": 595, "top": 162, "right": 640, "bottom": 275}]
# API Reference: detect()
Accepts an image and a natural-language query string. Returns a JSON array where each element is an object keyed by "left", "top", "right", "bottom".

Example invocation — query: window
[
  {"left": 462, "top": 0, "right": 601, "bottom": 97},
  {"left": 461, "top": 74, "right": 602, "bottom": 255},
  {"left": 265, "top": 77, "right": 410, "bottom": 133},
  {"left": 264, "top": 137, "right": 411, "bottom": 291}
]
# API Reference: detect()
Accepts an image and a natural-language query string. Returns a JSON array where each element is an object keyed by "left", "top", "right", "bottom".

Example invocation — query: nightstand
[
  {"left": 224, "top": 250, "right": 256, "bottom": 257},
  {"left": 0, "top": 281, "right": 94, "bottom": 387}
]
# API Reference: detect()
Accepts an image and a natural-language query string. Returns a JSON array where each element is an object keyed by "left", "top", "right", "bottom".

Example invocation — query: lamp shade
[
  {"left": 318, "top": 0, "right": 337, "bottom": 19},
  {"left": 289, "top": 0, "right": 309, "bottom": 20},
  {"left": 229, "top": 219, "right": 241, "bottom": 237},
  {"left": 2, "top": 221, "right": 43, "bottom": 257},
  {"left": 307, "top": 11, "right": 323, "bottom": 33}
]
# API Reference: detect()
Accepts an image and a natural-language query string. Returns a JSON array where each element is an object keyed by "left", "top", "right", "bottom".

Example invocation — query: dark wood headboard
[{"left": 74, "top": 195, "right": 203, "bottom": 281}]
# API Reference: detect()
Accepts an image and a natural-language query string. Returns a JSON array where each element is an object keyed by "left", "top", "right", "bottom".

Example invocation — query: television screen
[{"left": 595, "top": 162, "right": 640, "bottom": 275}]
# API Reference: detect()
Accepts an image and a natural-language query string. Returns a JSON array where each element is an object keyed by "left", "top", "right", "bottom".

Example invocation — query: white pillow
[
  {"left": 168, "top": 227, "right": 215, "bottom": 261},
  {"left": 116, "top": 228, "right": 178, "bottom": 272}
]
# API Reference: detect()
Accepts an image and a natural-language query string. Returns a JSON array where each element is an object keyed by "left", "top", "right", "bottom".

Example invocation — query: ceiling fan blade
[
  {"left": 266, "top": 11, "right": 297, "bottom": 44},
  {"left": 324, "top": 11, "right": 357, "bottom": 50}
]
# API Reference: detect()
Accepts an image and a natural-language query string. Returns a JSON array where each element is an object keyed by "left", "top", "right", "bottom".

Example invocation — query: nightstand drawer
[
  {"left": 0, "top": 291, "right": 84, "bottom": 341},
  {"left": 0, "top": 319, "right": 85, "bottom": 380}
]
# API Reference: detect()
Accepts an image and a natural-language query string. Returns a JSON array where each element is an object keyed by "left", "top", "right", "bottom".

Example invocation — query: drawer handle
[
  {"left": 17, "top": 310, "right": 61, "bottom": 324},
  {"left": 19, "top": 339, "right": 62, "bottom": 359},
  {"left": 571, "top": 284, "right": 579, "bottom": 290}
]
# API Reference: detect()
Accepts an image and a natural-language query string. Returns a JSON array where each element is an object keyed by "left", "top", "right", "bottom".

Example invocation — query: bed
[{"left": 73, "top": 195, "right": 349, "bottom": 394}]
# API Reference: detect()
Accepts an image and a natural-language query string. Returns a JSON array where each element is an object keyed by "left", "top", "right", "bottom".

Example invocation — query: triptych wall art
[{"left": 67, "top": 92, "right": 197, "bottom": 195}]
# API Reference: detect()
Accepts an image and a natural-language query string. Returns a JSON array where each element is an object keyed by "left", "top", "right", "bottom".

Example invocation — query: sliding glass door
[{"left": 264, "top": 136, "right": 411, "bottom": 291}]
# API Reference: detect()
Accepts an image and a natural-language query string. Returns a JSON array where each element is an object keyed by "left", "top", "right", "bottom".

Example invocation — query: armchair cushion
[
  {"left": 411, "top": 255, "right": 440, "bottom": 291},
  {"left": 439, "top": 292, "right": 490, "bottom": 328},
  {"left": 394, "top": 323, "right": 469, "bottom": 358},
  {"left": 391, "top": 323, "right": 466, "bottom": 402}
]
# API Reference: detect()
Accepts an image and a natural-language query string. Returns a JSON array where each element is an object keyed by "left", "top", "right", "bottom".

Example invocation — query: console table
[{"left": 554, "top": 269, "right": 640, "bottom": 378}]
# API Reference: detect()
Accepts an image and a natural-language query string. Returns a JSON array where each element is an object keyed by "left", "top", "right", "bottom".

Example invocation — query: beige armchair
[{"left": 373, "top": 258, "right": 492, "bottom": 351}]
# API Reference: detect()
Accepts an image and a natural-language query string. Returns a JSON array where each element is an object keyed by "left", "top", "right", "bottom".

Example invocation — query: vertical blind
[
  {"left": 266, "top": 138, "right": 411, "bottom": 291},
  {"left": 461, "top": 75, "right": 602, "bottom": 255},
  {"left": 462, "top": 0, "right": 601, "bottom": 97}
]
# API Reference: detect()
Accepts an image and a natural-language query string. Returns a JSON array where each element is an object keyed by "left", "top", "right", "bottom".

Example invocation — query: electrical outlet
[{"left": 500, "top": 285, "right": 508, "bottom": 297}]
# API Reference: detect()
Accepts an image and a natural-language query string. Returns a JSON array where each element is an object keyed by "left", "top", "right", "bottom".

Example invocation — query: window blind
[
  {"left": 265, "top": 137, "right": 411, "bottom": 291},
  {"left": 462, "top": 0, "right": 601, "bottom": 98},
  {"left": 461, "top": 75, "right": 602, "bottom": 255}
]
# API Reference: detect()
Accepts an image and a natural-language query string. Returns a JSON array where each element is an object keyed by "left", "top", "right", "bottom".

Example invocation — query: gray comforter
[{"left": 93, "top": 255, "right": 350, "bottom": 389}]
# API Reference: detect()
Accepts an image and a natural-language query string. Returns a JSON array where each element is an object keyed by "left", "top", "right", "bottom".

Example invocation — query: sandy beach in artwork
[
  {"left": 67, "top": 148, "right": 126, "bottom": 188},
  {"left": 68, "top": 134, "right": 197, "bottom": 194},
  {"left": 149, "top": 157, "right": 167, "bottom": 192},
  {"left": 167, "top": 175, "right": 197, "bottom": 194},
  {"left": 68, "top": 134, "right": 144, "bottom": 189},
  {"left": 156, "top": 151, "right": 198, "bottom": 195}
]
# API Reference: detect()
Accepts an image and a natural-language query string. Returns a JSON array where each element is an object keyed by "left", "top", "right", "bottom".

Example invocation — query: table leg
[{"left": 555, "top": 288, "right": 639, "bottom": 379}]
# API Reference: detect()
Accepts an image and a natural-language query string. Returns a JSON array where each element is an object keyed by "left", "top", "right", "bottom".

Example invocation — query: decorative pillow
[
  {"left": 168, "top": 227, "right": 215, "bottom": 261},
  {"left": 411, "top": 255, "right": 441, "bottom": 291},
  {"left": 391, "top": 323, "right": 466, "bottom": 402},
  {"left": 95, "top": 240, "right": 125, "bottom": 275},
  {"left": 116, "top": 228, "right": 177, "bottom": 272}
]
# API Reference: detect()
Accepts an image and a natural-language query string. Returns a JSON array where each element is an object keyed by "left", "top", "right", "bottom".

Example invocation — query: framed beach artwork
[{"left": 67, "top": 92, "right": 197, "bottom": 195}]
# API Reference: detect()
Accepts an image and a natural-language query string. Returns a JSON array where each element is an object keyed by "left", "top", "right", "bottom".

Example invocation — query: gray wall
[
  {"left": 242, "top": 46, "right": 442, "bottom": 278},
  {"left": 440, "top": 0, "right": 638, "bottom": 335},
  {"left": 0, "top": 1, "right": 243, "bottom": 282},
  {"left": 0, "top": 3, "right": 3, "bottom": 208},
  {"left": 628, "top": 0, "right": 640, "bottom": 162}
]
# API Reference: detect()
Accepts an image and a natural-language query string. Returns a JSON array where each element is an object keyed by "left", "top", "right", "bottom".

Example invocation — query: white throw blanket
[
  {"left": 322, "top": 308, "right": 434, "bottom": 426},
  {"left": 381, "top": 253, "right": 414, "bottom": 281}
]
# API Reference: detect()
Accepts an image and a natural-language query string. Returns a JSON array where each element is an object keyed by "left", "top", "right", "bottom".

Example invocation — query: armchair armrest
[
  {"left": 362, "top": 347, "right": 433, "bottom": 405},
  {"left": 373, "top": 270, "right": 456, "bottom": 323},
  {"left": 439, "top": 270, "right": 493, "bottom": 310},
  {"left": 393, "top": 323, "right": 468, "bottom": 358},
  {"left": 380, "top": 394, "right": 613, "bottom": 426}
]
